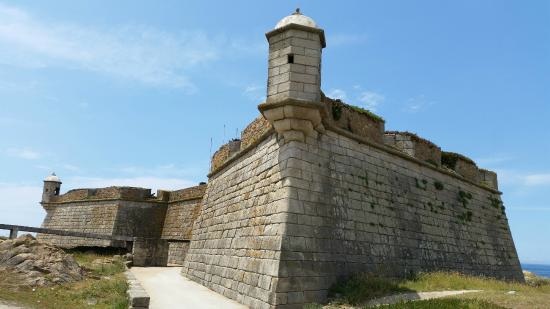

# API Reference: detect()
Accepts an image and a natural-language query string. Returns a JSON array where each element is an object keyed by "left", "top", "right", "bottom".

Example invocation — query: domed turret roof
[
  {"left": 275, "top": 8, "right": 318, "bottom": 29},
  {"left": 44, "top": 172, "right": 61, "bottom": 182}
]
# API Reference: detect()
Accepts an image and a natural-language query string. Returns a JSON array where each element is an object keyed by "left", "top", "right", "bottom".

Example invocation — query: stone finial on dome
[{"left": 275, "top": 8, "right": 318, "bottom": 29}]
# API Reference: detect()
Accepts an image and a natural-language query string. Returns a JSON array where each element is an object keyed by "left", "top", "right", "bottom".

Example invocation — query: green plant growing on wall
[
  {"left": 358, "top": 171, "right": 369, "bottom": 187},
  {"left": 457, "top": 211, "right": 473, "bottom": 223},
  {"left": 332, "top": 104, "right": 342, "bottom": 120},
  {"left": 434, "top": 181, "right": 444, "bottom": 190},
  {"left": 458, "top": 190, "right": 472, "bottom": 207},
  {"left": 415, "top": 178, "right": 428, "bottom": 190}
]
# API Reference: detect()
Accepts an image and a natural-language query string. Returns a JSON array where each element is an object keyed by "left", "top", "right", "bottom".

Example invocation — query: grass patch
[
  {"left": 0, "top": 250, "right": 128, "bottom": 309},
  {"left": 329, "top": 274, "right": 413, "bottom": 305},
  {"left": 377, "top": 298, "right": 504, "bottom": 308},
  {"left": 327, "top": 271, "right": 550, "bottom": 309}
]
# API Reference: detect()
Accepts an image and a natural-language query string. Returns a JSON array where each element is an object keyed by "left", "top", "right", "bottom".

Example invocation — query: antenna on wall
[
  {"left": 223, "top": 124, "right": 226, "bottom": 142},
  {"left": 236, "top": 128, "right": 239, "bottom": 140},
  {"left": 209, "top": 137, "right": 213, "bottom": 171}
]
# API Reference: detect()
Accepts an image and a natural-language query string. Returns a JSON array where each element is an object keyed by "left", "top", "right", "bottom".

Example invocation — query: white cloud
[
  {"left": 404, "top": 95, "right": 436, "bottom": 113},
  {"left": 496, "top": 169, "right": 550, "bottom": 188},
  {"left": 327, "top": 88, "right": 347, "bottom": 101},
  {"left": 0, "top": 185, "right": 44, "bottom": 231},
  {"left": 5, "top": 147, "right": 41, "bottom": 160},
  {"left": 358, "top": 91, "right": 384, "bottom": 111},
  {"left": 325, "top": 87, "right": 384, "bottom": 111},
  {"left": 475, "top": 154, "right": 514, "bottom": 167},
  {"left": 524, "top": 174, "right": 550, "bottom": 186},
  {"left": 328, "top": 33, "right": 367, "bottom": 47},
  {"left": 0, "top": 3, "right": 220, "bottom": 91},
  {"left": 67, "top": 176, "right": 196, "bottom": 192},
  {"left": 243, "top": 84, "right": 266, "bottom": 102}
]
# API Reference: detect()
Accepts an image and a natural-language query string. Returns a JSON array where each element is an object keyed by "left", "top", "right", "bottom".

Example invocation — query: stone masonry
[
  {"left": 180, "top": 9, "right": 523, "bottom": 309},
  {"left": 35, "top": 9, "right": 523, "bottom": 309}
]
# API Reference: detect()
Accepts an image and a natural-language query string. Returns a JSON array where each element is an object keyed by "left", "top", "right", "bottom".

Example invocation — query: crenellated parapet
[
  {"left": 384, "top": 131, "right": 442, "bottom": 167},
  {"left": 382, "top": 131, "right": 498, "bottom": 190},
  {"left": 45, "top": 186, "right": 156, "bottom": 204},
  {"left": 157, "top": 184, "right": 207, "bottom": 203},
  {"left": 323, "top": 94, "right": 385, "bottom": 144}
]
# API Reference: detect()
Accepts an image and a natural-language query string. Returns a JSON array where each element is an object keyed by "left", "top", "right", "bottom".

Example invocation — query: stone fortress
[{"left": 37, "top": 9, "right": 523, "bottom": 309}]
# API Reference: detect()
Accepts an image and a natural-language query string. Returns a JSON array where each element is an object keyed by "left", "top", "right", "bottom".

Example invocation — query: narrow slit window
[{"left": 287, "top": 54, "right": 294, "bottom": 64}]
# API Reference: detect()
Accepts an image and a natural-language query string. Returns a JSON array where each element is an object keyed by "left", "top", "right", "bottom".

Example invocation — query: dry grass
[
  {"left": 327, "top": 271, "right": 550, "bottom": 309},
  {"left": 0, "top": 250, "right": 128, "bottom": 309}
]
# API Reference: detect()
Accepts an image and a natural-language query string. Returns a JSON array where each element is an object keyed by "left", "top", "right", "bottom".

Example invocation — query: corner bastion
[{"left": 180, "top": 9, "right": 523, "bottom": 309}]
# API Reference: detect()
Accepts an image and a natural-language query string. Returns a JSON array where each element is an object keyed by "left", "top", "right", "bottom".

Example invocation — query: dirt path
[
  {"left": 365, "top": 290, "right": 483, "bottom": 306},
  {"left": 130, "top": 267, "right": 247, "bottom": 309},
  {"left": 0, "top": 301, "right": 25, "bottom": 309}
]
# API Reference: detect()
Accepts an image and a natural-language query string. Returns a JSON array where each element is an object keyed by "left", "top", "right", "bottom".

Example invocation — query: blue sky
[{"left": 0, "top": 1, "right": 549, "bottom": 264}]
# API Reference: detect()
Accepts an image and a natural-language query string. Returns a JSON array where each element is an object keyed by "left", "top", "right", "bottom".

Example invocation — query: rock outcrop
[{"left": 0, "top": 234, "right": 84, "bottom": 286}]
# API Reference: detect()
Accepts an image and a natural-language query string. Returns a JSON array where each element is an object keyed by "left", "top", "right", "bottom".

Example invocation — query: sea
[{"left": 522, "top": 263, "right": 550, "bottom": 278}]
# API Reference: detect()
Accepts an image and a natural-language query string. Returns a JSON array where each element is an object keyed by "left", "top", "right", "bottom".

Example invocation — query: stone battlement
[
  {"left": 210, "top": 94, "right": 499, "bottom": 191},
  {"left": 46, "top": 186, "right": 154, "bottom": 204}
]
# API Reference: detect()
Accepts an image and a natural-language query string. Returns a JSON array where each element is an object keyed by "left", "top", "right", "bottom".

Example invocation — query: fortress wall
[
  {"left": 167, "top": 241, "right": 190, "bottom": 265},
  {"left": 274, "top": 130, "right": 523, "bottom": 307},
  {"left": 38, "top": 200, "right": 165, "bottom": 248},
  {"left": 162, "top": 199, "right": 202, "bottom": 240},
  {"left": 38, "top": 201, "right": 120, "bottom": 247},
  {"left": 52, "top": 187, "right": 152, "bottom": 203},
  {"left": 182, "top": 135, "right": 288, "bottom": 309},
  {"left": 112, "top": 201, "right": 167, "bottom": 239}
]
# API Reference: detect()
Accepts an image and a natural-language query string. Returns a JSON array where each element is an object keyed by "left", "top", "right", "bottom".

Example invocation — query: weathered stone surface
[
  {"left": 182, "top": 135, "right": 285, "bottom": 308},
  {"left": 323, "top": 95, "right": 385, "bottom": 144},
  {"left": 183, "top": 128, "right": 522, "bottom": 308},
  {"left": 384, "top": 131, "right": 442, "bottom": 167},
  {"left": 0, "top": 234, "right": 84, "bottom": 286}
]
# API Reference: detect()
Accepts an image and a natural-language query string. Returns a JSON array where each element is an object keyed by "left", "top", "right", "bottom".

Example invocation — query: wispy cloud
[
  {"left": 327, "top": 88, "right": 347, "bottom": 101},
  {"left": 67, "top": 176, "right": 196, "bottom": 192},
  {"left": 0, "top": 184, "right": 44, "bottom": 229},
  {"left": 0, "top": 3, "right": 221, "bottom": 91},
  {"left": 5, "top": 147, "right": 41, "bottom": 160},
  {"left": 358, "top": 91, "right": 384, "bottom": 111},
  {"left": 243, "top": 84, "right": 266, "bottom": 102},
  {"left": 326, "top": 87, "right": 384, "bottom": 111},
  {"left": 496, "top": 169, "right": 550, "bottom": 188},
  {"left": 404, "top": 95, "right": 436, "bottom": 113},
  {"left": 328, "top": 33, "right": 367, "bottom": 47},
  {"left": 475, "top": 154, "right": 514, "bottom": 167}
]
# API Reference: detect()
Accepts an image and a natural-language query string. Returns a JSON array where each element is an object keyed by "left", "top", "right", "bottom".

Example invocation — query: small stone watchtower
[
  {"left": 259, "top": 9, "right": 327, "bottom": 142},
  {"left": 42, "top": 172, "right": 61, "bottom": 203}
]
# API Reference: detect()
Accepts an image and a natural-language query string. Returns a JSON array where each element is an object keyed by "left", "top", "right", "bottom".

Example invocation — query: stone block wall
[
  {"left": 38, "top": 201, "right": 119, "bottom": 247},
  {"left": 384, "top": 131, "right": 442, "bottom": 167},
  {"left": 442, "top": 151, "right": 480, "bottom": 182},
  {"left": 182, "top": 135, "right": 287, "bottom": 309},
  {"left": 133, "top": 238, "right": 169, "bottom": 267},
  {"left": 241, "top": 116, "right": 272, "bottom": 150},
  {"left": 183, "top": 127, "right": 522, "bottom": 308},
  {"left": 323, "top": 96, "right": 385, "bottom": 144},
  {"left": 273, "top": 131, "right": 522, "bottom": 307},
  {"left": 113, "top": 201, "right": 167, "bottom": 239},
  {"left": 51, "top": 187, "right": 153, "bottom": 203},
  {"left": 267, "top": 27, "right": 323, "bottom": 103},
  {"left": 167, "top": 241, "right": 190, "bottom": 265},
  {"left": 211, "top": 140, "right": 242, "bottom": 173},
  {"left": 38, "top": 200, "right": 165, "bottom": 248},
  {"left": 162, "top": 199, "right": 202, "bottom": 240}
]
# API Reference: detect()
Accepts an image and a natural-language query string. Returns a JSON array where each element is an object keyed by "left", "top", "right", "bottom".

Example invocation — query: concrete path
[
  {"left": 365, "top": 290, "right": 483, "bottom": 307},
  {"left": 130, "top": 267, "right": 247, "bottom": 309}
]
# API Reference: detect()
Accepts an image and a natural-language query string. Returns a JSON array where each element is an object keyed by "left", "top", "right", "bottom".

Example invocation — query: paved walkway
[
  {"left": 366, "top": 289, "right": 483, "bottom": 306},
  {"left": 130, "top": 267, "right": 247, "bottom": 309}
]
